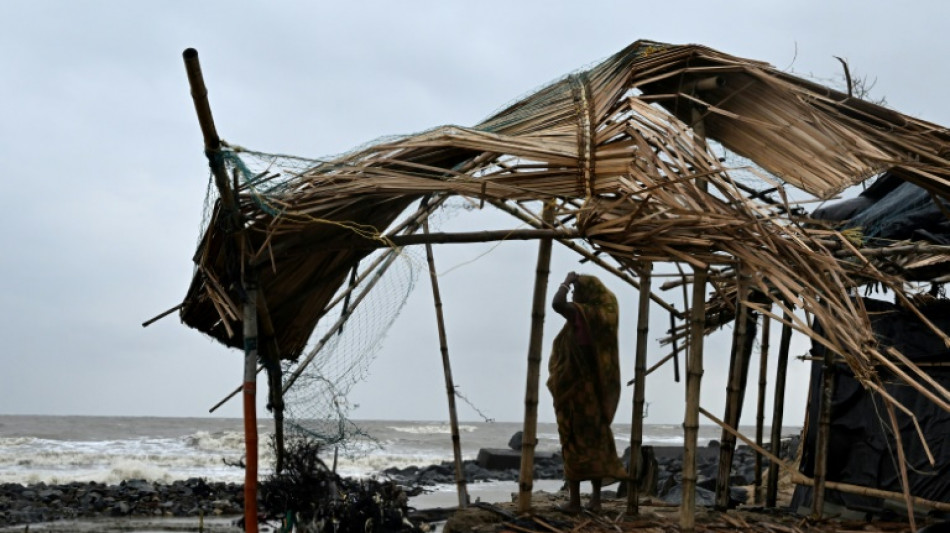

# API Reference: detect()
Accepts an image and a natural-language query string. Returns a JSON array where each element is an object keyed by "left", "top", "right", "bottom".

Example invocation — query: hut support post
[
  {"left": 754, "top": 311, "right": 771, "bottom": 504},
  {"left": 242, "top": 286, "right": 260, "bottom": 533},
  {"left": 715, "top": 276, "right": 752, "bottom": 509},
  {"left": 766, "top": 315, "right": 793, "bottom": 508},
  {"left": 518, "top": 203, "right": 555, "bottom": 515},
  {"left": 681, "top": 267, "right": 707, "bottom": 533},
  {"left": 626, "top": 262, "right": 653, "bottom": 515},
  {"left": 182, "top": 48, "right": 258, "bottom": 532},
  {"left": 423, "top": 218, "right": 469, "bottom": 508},
  {"left": 812, "top": 341, "right": 836, "bottom": 518}
]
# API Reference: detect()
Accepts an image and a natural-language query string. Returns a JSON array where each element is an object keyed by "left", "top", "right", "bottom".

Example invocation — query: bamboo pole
[
  {"left": 766, "top": 314, "right": 793, "bottom": 508},
  {"left": 812, "top": 342, "right": 836, "bottom": 518},
  {"left": 518, "top": 203, "right": 555, "bottom": 515},
  {"left": 315, "top": 228, "right": 577, "bottom": 250},
  {"left": 754, "top": 311, "right": 771, "bottom": 504},
  {"left": 422, "top": 217, "right": 469, "bottom": 508},
  {"left": 681, "top": 267, "right": 707, "bottom": 532},
  {"left": 242, "top": 285, "right": 260, "bottom": 533},
  {"left": 715, "top": 274, "right": 752, "bottom": 509},
  {"left": 626, "top": 262, "right": 653, "bottom": 515}
]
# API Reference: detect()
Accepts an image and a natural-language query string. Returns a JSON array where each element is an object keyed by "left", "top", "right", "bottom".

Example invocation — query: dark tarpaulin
[
  {"left": 812, "top": 173, "right": 950, "bottom": 245},
  {"left": 792, "top": 297, "right": 950, "bottom": 512}
]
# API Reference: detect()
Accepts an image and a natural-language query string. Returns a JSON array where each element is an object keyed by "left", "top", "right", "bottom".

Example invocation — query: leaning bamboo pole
[
  {"left": 626, "top": 262, "right": 653, "bottom": 515},
  {"left": 681, "top": 267, "right": 708, "bottom": 532},
  {"left": 422, "top": 217, "right": 468, "bottom": 508},
  {"left": 518, "top": 203, "right": 555, "bottom": 515},
  {"left": 754, "top": 311, "right": 771, "bottom": 504},
  {"left": 766, "top": 315, "right": 793, "bottom": 508},
  {"left": 715, "top": 273, "right": 752, "bottom": 509}
]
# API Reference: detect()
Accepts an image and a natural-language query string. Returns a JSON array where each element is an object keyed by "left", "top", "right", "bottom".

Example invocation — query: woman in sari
[{"left": 547, "top": 272, "right": 627, "bottom": 513}]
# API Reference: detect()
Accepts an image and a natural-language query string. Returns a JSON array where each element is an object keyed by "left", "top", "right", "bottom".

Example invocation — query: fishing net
[{"left": 199, "top": 147, "right": 478, "bottom": 453}]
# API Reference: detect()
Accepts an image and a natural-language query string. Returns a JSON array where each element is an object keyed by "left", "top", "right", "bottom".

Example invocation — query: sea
[{"left": 0, "top": 415, "right": 801, "bottom": 507}]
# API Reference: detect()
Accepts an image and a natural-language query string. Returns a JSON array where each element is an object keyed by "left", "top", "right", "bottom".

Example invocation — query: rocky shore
[
  {"left": 0, "top": 434, "right": 801, "bottom": 529},
  {"left": 383, "top": 433, "right": 802, "bottom": 507},
  {"left": 0, "top": 478, "right": 245, "bottom": 529}
]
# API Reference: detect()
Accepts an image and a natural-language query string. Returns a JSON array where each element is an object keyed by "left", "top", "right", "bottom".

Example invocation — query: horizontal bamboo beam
[{"left": 487, "top": 199, "right": 683, "bottom": 318}]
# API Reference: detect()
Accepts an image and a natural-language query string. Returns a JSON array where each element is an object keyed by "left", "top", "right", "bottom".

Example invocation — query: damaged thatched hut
[{"left": 172, "top": 39, "right": 950, "bottom": 531}]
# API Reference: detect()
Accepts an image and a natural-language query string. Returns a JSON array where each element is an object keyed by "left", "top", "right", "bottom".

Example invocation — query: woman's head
[{"left": 572, "top": 275, "right": 614, "bottom": 306}]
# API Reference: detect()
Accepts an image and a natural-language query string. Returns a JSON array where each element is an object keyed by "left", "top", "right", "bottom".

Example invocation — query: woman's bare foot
[{"left": 556, "top": 503, "right": 581, "bottom": 515}]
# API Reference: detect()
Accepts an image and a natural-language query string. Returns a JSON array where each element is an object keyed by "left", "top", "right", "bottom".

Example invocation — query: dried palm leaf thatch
[{"left": 179, "top": 40, "right": 950, "bottom": 426}]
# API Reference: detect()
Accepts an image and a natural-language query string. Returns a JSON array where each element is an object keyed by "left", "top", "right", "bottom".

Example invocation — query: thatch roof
[{"left": 179, "top": 39, "right": 950, "bottom": 399}]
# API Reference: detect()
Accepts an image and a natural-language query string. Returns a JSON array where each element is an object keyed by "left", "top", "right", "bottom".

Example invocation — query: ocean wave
[
  {"left": 387, "top": 424, "right": 478, "bottom": 435},
  {"left": 183, "top": 430, "right": 246, "bottom": 452}
]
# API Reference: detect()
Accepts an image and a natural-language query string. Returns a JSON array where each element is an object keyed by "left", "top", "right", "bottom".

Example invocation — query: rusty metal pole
[{"left": 183, "top": 48, "right": 258, "bottom": 533}]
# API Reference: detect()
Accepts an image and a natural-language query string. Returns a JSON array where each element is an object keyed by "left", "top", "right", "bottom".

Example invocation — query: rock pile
[{"left": 0, "top": 478, "right": 245, "bottom": 528}]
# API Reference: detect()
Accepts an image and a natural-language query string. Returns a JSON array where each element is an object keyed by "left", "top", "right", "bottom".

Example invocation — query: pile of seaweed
[{"left": 261, "top": 438, "right": 422, "bottom": 533}]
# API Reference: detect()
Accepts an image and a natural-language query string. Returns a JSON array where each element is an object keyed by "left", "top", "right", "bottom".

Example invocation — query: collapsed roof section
[{"left": 179, "top": 40, "right": 950, "bottom": 387}]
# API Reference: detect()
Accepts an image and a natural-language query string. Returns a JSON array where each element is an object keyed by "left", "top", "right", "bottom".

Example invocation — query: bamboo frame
[
  {"left": 518, "top": 203, "right": 555, "bottom": 514},
  {"left": 173, "top": 40, "right": 950, "bottom": 526},
  {"left": 422, "top": 217, "right": 468, "bottom": 508}
]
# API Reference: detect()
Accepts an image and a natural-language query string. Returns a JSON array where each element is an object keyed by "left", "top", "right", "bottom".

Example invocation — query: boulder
[
  {"left": 476, "top": 448, "right": 521, "bottom": 471},
  {"left": 508, "top": 431, "right": 523, "bottom": 451}
]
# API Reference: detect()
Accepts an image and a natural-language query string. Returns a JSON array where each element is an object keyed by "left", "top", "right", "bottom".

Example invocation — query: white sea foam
[
  {"left": 0, "top": 416, "right": 775, "bottom": 486},
  {"left": 387, "top": 424, "right": 478, "bottom": 434}
]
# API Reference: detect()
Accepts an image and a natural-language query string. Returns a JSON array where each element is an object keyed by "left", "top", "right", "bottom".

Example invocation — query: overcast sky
[{"left": 2, "top": 1, "right": 948, "bottom": 427}]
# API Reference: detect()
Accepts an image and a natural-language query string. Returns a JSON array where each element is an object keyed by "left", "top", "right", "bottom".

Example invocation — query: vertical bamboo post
[
  {"left": 423, "top": 218, "right": 469, "bottom": 508},
  {"left": 812, "top": 344, "right": 836, "bottom": 518},
  {"left": 715, "top": 275, "right": 752, "bottom": 509},
  {"left": 766, "top": 314, "right": 793, "bottom": 508},
  {"left": 183, "top": 48, "right": 258, "bottom": 533},
  {"left": 754, "top": 311, "right": 771, "bottom": 504},
  {"left": 242, "top": 285, "right": 260, "bottom": 533},
  {"left": 626, "top": 262, "right": 653, "bottom": 515},
  {"left": 518, "top": 203, "right": 555, "bottom": 515},
  {"left": 681, "top": 267, "right": 707, "bottom": 532}
]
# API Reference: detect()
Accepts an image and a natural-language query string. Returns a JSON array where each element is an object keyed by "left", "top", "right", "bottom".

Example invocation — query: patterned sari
[{"left": 547, "top": 275, "right": 627, "bottom": 482}]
